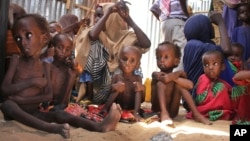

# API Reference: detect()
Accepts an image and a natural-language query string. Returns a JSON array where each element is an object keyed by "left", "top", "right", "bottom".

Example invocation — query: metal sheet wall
[{"left": 9, "top": 0, "right": 116, "bottom": 22}]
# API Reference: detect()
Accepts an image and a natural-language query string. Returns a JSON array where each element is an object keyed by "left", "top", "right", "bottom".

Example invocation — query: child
[
  {"left": 99, "top": 46, "right": 145, "bottom": 121},
  {"left": 40, "top": 21, "right": 62, "bottom": 63},
  {"left": 232, "top": 70, "right": 250, "bottom": 124},
  {"left": 0, "top": 14, "right": 121, "bottom": 139},
  {"left": 227, "top": 42, "right": 244, "bottom": 71},
  {"left": 151, "top": 41, "right": 211, "bottom": 125},
  {"left": 232, "top": 3, "right": 250, "bottom": 62},
  {"left": 49, "top": 33, "right": 82, "bottom": 109},
  {"left": 186, "top": 50, "right": 235, "bottom": 121}
]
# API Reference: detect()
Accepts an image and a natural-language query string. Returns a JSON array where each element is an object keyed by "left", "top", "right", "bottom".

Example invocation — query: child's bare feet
[
  {"left": 160, "top": 112, "right": 173, "bottom": 125},
  {"left": 193, "top": 113, "right": 212, "bottom": 125},
  {"left": 57, "top": 123, "right": 70, "bottom": 138},
  {"left": 99, "top": 103, "right": 122, "bottom": 132}
]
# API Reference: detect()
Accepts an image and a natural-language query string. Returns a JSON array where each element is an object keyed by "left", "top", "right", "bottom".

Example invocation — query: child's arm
[
  {"left": 1, "top": 55, "right": 45, "bottom": 96},
  {"left": 209, "top": 11, "right": 231, "bottom": 57},
  {"left": 174, "top": 77, "right": 194, "bottom": 90},
  {"left": 8, "top": 63, "right": 53, "bottom": 104},
  {"left": 133, "top": 80, "right": 145, "bottom": 121},
  {"left": 233, "top": 70, "right": 250, "bottom": 81},
  {"left": 155, "top": 70, "right": 186, "bottom": 84}
]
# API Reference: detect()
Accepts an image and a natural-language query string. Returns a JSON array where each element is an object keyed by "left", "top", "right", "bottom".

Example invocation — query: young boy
[
  {"left": 232, "top": 2, "right": 250, "bottom": 62},
  {"left": 186, "top": 50, "right": 235, "bottom": 121},
  {"left": 151, "top": 41, "right": 211, "bottom": 125},
  {"left": 99, "top": 46, "right": 145, "bottom": 121},
  {"left": 0, "top": 14, "right": 121, "bottom": 139},
  {"left": 49, "top": 33, "right": 82, "bottom": 109}
]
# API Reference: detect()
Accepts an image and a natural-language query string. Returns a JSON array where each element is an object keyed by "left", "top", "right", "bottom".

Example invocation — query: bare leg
[
  {"left": 49, "top": 103, "right": 121, "bottom": 132},
  {"left": 180, "top": 88, "right": 212, "bottom": 125},
  {"left": 99, "top": 91, "right": 120, "bottom": 115},
  {"left": 1, "top": 100, "right": 70, "bottom": 138},
  {"left": 157, "top": 81, "right": 174, "bottom": 124}
]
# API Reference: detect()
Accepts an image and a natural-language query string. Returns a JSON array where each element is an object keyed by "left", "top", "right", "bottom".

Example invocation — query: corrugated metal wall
[{"left": 9, "top": 0, "right": 117, "bottom": 22}]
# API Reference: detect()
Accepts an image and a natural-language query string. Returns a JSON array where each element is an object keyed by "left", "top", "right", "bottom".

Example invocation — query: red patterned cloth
[
  {"left": 159, "top": 0, "right": 170, "bottom": 16},
  {"left": 186, "top": 74, "right": 234, "bottom": 121},
  {"left": 232, "top": 78, "right": 250, "bottom": 124}
]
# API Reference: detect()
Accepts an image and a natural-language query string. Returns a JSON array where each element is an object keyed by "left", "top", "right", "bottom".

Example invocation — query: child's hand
[
  {"left": 116, "top": 0, "right": 131, "bottom": 20},
  {"left": 177, "top": 70, "right": 187, "bottom": 78},
  {"left": 133, "top": 82, "right": 145, "bottom": 92},
  {"left": 32, "top": 77, "right": 47, "bottom": 88},
  {"left": 209, "top": 11, "right": 223, "bottom": 26},
  {"left": 112, "top": 81, "right": 125, "bottom": 93},
  {"left": 47, "top": 47, "right": 54, "bottom": 57}
]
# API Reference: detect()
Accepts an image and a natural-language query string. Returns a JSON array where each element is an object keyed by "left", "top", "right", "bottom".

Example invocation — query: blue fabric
[
  {"left": 79, "top": 71, "right": 92, "bottom": 82},
  {"left": 232, "top": 26, "right": 250, "bottom": 61},
  {"left": 42, "top": 56, "right": 54, "bottom": 63},
  {"left": 222, "top": 5, "right": 241, "bottom": 40}
]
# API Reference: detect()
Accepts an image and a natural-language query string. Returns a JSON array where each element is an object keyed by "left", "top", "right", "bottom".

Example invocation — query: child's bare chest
[{"left": 14, "top": 61, "right": 45, "bottom": 82}]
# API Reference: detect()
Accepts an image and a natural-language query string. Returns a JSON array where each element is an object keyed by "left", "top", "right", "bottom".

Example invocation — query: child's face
[
  {"left": 13, "top": 17, "right": 46, "bottom": 57},
  {"left": 238, "top": 5, "right": 250, "bottom": 23},
  {"left": 156, "top": 44, "right": 179, "bottom": 72},
  {"left": 94, "top": 6, "right": 104, "bottom": 24},
  {"left": 49, "top": 23, "right": 62, "bottom": 37},
  {"left": 227, "top": 46, "right": 243, "bottom": 62},
  {"left": 202, "top": 53, "right": 225, "bottom": 80},
  {"left": 53, "top": 35, "right": 73, "bottom": 61},
  {"left": 119, "top": 47, "right": 140, "bottom": 75}
]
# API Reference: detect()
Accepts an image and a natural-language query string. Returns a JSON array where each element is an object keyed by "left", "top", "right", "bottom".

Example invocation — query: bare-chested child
[
  {"left": 0, "top": 14, "right": 121, "bottom": 139},
  {"left": 99, "top": 46, "right": 145, "bottom": 121},
  {"left": 151, "top": 41, "right": 211, "bottom": 125},
  {"left": 49, "top": 33, "right": 82, "bottom": 109}
]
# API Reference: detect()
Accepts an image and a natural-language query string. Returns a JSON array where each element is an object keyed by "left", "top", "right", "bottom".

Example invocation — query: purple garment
[
  {"left": 232, "top": 26, "right": 250, "bottom": 61},
  {"left": 222, "top": 5, "right": 241, "bottom": 40}
]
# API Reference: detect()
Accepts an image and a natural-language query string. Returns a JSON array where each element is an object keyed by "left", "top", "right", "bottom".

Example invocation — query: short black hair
[
  {"left": 202, "top": 50, "right": 225, "bottom": 63},
  {"left": 157, "top": 41, "right": 181, "bottom": 59},
  {"left": 12, "top": 13, "right": 50, "bottom": 35},
  {"left": 231, "top": 42, "right": 244, "bottom": 52}
]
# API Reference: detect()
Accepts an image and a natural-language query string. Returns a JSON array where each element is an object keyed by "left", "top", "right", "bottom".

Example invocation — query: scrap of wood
[
  {"left": 66, "top": 0, "right": 71, "bottom": 9},
  {"left": 74, "top": 4, "right": 95, "bottom": 13}
]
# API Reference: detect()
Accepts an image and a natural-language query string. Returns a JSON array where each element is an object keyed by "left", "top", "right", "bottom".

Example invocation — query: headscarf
[
  {"left": 184, "top": 14, "right": 214, "bottom": 43},
  {"left": 75, "top": 3, "right": 145, "bottom": 72}
]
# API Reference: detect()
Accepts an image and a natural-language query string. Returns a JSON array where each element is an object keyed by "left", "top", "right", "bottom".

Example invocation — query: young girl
[
  {"left": 100, "top": 46, "right": 145, "bottom": 122},
  {"left": 186, "top": 50, "right": 235, "bottom": 121},
  {"left": 0, "top": 14, "right": 121, "bottom": 139},
  {"left": 151, "top": 41, "right": 211, "bottom": 125}
]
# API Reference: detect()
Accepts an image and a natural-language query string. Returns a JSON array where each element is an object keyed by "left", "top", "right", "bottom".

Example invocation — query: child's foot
[
  {"left": 57, "top": 123, "right": 70, "bottom": 138},
  {"left": 160, "top": 112, "right": 173, "bottom": 125},
  {"left": 99, "top": 103, "right": 122, "bottom": 132},
  {"left": 193, "top": 113, "right": 212, "bottom": 125}
]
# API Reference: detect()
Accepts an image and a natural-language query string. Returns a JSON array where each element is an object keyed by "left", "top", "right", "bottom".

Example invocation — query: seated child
[
  {"left": 232, "top": 70, "right": 250, "bottom": 124},
  {"left": 186, "top": 50, "right": 235, "bottom": 121},
  {"left": 49, "top": 33, "right": 82, "bottom": 109},
  {"left": 99, "top": 46, "right": 145, "bottom": 122},
  {"left": 40, "top": 21, "right": 63, "bottom": 63},
  {"left": 151, "top": 41, "right": 211, "bottom": 125},
  {"left": 0, "top": 14, "right": 122, "bottom": 139},
  {"left": 227, "top": 42, "right": 244, "bottom": 71}
]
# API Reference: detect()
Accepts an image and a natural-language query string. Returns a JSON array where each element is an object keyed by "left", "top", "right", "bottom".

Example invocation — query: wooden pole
[{"left": 0, "top": 0, "right": 10, "bottom": 100}]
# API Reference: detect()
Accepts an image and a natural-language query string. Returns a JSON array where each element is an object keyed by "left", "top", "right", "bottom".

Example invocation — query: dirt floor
[{"left": 0, "top": 102, "right": 230, "bottom": 141}]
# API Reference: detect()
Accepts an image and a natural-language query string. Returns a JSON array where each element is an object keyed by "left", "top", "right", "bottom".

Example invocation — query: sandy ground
[{"left": 0, "top": 102, "right": 230, "bottom": 141}]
